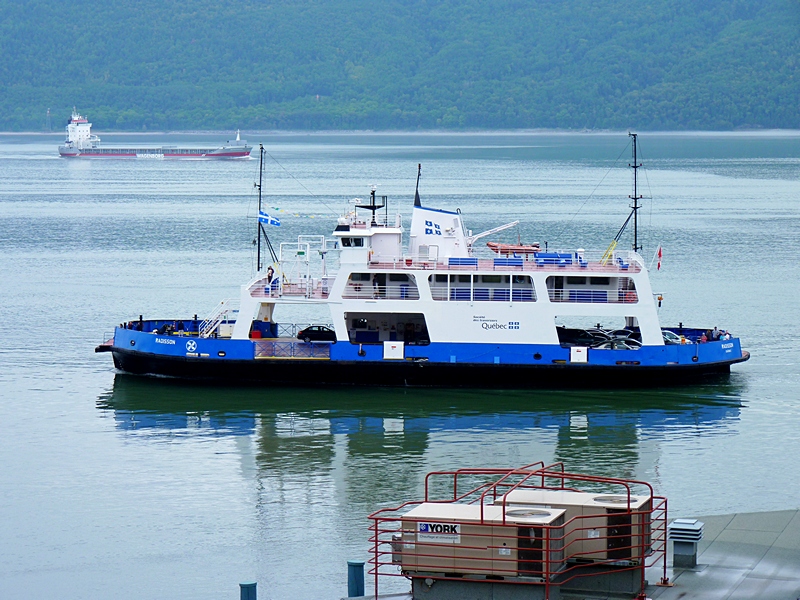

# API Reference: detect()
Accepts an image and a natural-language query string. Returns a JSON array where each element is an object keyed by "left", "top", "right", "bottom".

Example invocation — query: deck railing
[
  {"left": 249, "top": 277, "right": 332, "bottom": 300},
  {"left": 430, "top": 286, "right": 537, "bottom": 302},
  {"left": 253, "top": 340, "right": 332, "bottom": 359},
  {"left": 199, "top": 298, "right": 235, "bottom": 338},
  {"left": 368, "top": 250, "right": 643, "bottom": 273},
  {"left": 548, "top": 289, "right": 639, "bottom": 303},
  {"left": 342, "top": 284, "right": 421, "bottom": 300}
]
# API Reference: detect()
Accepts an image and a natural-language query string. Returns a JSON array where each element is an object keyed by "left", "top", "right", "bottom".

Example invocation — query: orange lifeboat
[{"left": 486, "top": 241, "right": 541, "bottom": 256}]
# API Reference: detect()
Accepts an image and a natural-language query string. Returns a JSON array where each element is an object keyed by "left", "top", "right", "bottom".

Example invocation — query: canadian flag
[{"left": 657, "top": 246, "right": 663, "bottom": 271}]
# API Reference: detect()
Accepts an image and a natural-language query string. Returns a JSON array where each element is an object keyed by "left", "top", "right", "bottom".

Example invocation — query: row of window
[
  {"left": 354, "top": 273, "right": 537, "bottom": 285},
  {"left": 430, "top": 274, "right": 533, "bottom": 285},
  {"left": 566, "top": 276, "right": 611, "bottom": 286},
  {"left": 343, "top": 273, "right": 636, "bottom": 303},
  {"left": 350, "top": 272, "right": 410, "bottom": 282}
]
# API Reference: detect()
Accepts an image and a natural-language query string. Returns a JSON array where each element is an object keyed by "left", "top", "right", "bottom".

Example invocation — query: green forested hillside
[{"left": 1, "top": 0, "right": 798, "bottom": 131}]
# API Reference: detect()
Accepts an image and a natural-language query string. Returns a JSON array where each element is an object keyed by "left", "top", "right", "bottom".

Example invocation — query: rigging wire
[
  {"left": 552, "top": 140, "right": 631, "bottom": 242},
  {"left": 635, "top": 139, "right": 659, "bottom": 257},
  {"left": 246, "top": 155, "right": 261, "bottom": 275},
  {"left": 263, "top": 148, "right": 338, "bottom": 216},
  {"left": 244, "top": 146, "right": 340, "bottom": 275},
  {"left": 643, "top": 158, "right": 656, "bottom": 251}
]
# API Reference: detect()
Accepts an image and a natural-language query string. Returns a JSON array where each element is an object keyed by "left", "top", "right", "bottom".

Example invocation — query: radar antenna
[{"left": 355, "top": 186, "right": 386, "bottom": 226}]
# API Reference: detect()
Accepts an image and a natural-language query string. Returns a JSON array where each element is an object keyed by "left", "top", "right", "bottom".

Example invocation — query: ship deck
[
  {"left": 368, "top": 256, "right": 641, "bottom": 273},
  {"left": 247, "top": 257, "right": 641, "bottom": 300}
]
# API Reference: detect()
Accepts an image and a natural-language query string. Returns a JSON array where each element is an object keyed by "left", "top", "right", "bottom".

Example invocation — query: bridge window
[
  {"left": 547, "top": 275, "right": 636, "bottom": 303},
  {"left": 344, "top": 273, "right": 419, "bottom": 300},
  {"left": 428, "top": 273, "right": 536, "bottom": 302}
]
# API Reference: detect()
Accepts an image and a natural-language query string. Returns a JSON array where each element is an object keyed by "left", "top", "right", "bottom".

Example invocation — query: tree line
[{"left": 1, "top": 0, "right": 797, "bottom": 131}]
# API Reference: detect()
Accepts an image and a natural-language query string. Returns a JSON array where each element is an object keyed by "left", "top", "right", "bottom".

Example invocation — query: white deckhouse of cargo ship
[
  {"left": 58, "top": 108, "right": 252, "bottom": 159},
  {"left": 98, "top": 136, "right": 749, "bottom": 386}
]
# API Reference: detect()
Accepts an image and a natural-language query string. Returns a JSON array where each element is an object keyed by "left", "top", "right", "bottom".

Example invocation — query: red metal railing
[{"left": 367, "top": 463, "right": 667, "bottom": 600}]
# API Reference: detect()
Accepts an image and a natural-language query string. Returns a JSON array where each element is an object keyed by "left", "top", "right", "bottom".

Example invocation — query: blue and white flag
[{"left": 258, "top": 210, "right": 281, "bottom": 227}]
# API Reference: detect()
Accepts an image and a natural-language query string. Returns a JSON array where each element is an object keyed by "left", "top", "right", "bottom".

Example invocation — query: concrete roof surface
[{"left": 646, "top": 510, "right": 800, "bottom": 600}]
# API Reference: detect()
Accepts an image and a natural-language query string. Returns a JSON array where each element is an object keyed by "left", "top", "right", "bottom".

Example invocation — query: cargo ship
[{"left": 57, "top": 108, "right": 252, "bottom": 159}]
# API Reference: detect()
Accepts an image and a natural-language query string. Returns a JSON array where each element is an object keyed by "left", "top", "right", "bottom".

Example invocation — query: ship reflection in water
[
  {"left": 97, "top": 374, "right": 744, "bottom": 485},
  {"left": 95, "top": 374, "right": 744, "bottom": 595}
]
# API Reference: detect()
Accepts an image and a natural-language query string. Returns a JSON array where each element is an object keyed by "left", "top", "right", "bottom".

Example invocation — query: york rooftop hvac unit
[
  {"left": 399, "top": 502, "right": 566, "bottom": 579},
  {"left": 497, "top": 490, "right": 652, "bottom": 565}
]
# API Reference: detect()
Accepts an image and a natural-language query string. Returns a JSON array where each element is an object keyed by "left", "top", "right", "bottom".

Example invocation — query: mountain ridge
[{"left": 2, "top": 0, "right": 797, "bottom": 131}]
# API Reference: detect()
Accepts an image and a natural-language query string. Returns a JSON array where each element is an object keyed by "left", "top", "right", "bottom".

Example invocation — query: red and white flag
[{"left": 657, "top": 246, "right": 663, "bottom": 270}]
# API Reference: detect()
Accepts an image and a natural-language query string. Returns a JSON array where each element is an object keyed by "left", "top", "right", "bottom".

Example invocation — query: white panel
[
  {"left": 570, "top": 346, "right": 588, "bottom": 363},
  {"left": 383, "top": 341, "right": 405, "bottom": 360},
  {"left": 408, "top": 205, "right": 467, "bottom": 259}
]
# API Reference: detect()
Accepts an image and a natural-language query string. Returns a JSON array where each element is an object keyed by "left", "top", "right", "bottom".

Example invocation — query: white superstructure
[
  {"left": 62, "top": 108, "right": 100, "bottom": 151},
  {"left": 231, "top": 189, "right": 662, "bottom": 348}
]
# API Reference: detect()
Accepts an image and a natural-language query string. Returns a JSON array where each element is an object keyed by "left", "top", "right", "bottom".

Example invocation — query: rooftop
[
  {"left": 645, "top": 509, "right": 800, "bottom": 600},
  {"left": 346, "top": 509, "right": 800, "bottom": 600}
]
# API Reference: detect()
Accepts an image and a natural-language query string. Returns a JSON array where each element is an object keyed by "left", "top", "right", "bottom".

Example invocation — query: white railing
[
  {"left": 297, "top": 235, "right": 326, "bottom": 250},
  {"left": 343, "top": 213, "right": 403, "bottom": 229},
  {"left": 249, "top": 275, "right": 333, "bottom": 299},
  {"left": 199, "top": 298, "right": 234, "bottom": 338},
  {"left": 430, "top": 286, "right": 537, "bottom": 302},
  {"left": 548, "top": 289, "right": 639, "bottom": 303},
  {"left": 342, "top": 284, "right": 420, "bottom": 300},
  {"left": 364, "top": 251, "right": 643, "bottom": 273}
]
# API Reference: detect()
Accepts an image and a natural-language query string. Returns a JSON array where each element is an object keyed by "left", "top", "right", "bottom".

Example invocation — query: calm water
[{"left": 1, "top": 131, "right": 799, "bottom": 599}]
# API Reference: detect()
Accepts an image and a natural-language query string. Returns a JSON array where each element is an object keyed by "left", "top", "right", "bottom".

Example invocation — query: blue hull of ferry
[{"left": 108, "top": 327, "right": 748, "bottom": 388}]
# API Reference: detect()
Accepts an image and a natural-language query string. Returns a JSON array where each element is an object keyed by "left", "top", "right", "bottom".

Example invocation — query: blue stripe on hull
[
  {"left": 114, "top": 328, "right": 744, "bottom": 368},
  {"left": 111, "top": 328, "right": 746, "bottom": 387},
  {"left": 330, "top": 337, "right": 744, "bottom": 367}
]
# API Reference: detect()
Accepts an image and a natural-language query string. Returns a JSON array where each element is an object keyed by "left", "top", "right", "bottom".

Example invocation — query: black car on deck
[{"left": 297, "top": 325, "right": 337, "bottom": 343}]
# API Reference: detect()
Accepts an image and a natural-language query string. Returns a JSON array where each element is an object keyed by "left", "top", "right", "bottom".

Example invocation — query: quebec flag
[
  {"left": 258, "top": 210, "right": 281, "bottom": 227},
  {"left": 424, "top": 220, "right": 441, "bottom": 236}
]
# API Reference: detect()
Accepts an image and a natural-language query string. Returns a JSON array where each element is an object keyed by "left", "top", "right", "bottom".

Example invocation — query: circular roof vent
[
  {"left": 593, "top": 495, "right": 631, "bottom": 504},
  {"left": 505, "top": 508, "right": 551, "bottom": 518}
]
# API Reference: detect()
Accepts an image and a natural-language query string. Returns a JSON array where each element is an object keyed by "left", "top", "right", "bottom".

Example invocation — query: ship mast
[
  {"left": 256, "top": 144, "right": 277, "bottom": 272},
  {"left": 257, "top": 144, "right": 263, "bottom": 271},
  {"left": 600, "top": 134, "right": 646, "bottom": 265},
  {"left": 629, "top": 132, "right": 643, "bottom": 253}
]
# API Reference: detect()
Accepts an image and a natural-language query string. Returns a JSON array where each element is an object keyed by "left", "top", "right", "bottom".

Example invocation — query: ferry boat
[
  {"left": 97, "top": 136, "right": 749, "bottom": 387},
  {"left": 58, "top": 108, "right": 252, "bottom": 159}
]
